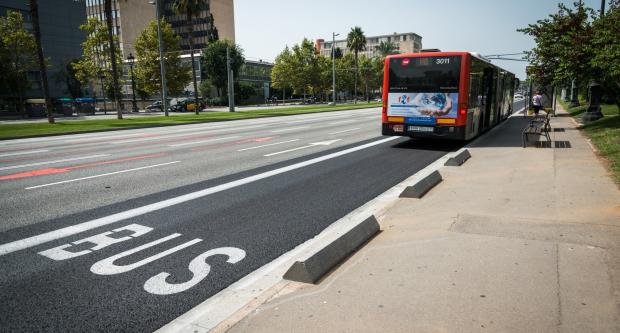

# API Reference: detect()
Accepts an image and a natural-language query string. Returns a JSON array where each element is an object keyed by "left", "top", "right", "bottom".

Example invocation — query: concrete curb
[
  {"left": 444, "top": 149, "right": 471, "bottom": 166},
  {"left": 399, "top": 170, "right": 443, "bottom": 199},
  {"left": 283, "top": 215, "right": 380, "bottom": 284}
]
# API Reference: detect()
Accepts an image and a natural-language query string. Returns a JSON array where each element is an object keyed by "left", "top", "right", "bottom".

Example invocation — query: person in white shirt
[{"left": 532, "top": 91, "right": 543, "bottom": 116}]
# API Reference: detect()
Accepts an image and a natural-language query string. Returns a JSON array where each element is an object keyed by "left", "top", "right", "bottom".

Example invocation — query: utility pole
[
  {"left": 153, "top": 0, "right": 168, "bottom": 116},
  {"left": 331, "top": 32, "right": 339, "bottom": 105},
  {"left": 227, "top": 47, "right": 235, "bottom": 112}
]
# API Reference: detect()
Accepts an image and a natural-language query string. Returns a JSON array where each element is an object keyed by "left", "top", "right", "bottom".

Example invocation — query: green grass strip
[
  {"left": 558, "top": 99, "right": 620, "bottom": 184},
  {"left": 0, "top": 102, "right": 381, "bottom": 140}
]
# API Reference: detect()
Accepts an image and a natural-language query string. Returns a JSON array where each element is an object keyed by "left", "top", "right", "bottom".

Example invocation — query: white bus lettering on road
[
  {"left": 144, "top": 247, "right": 246, "bottom": 295},
  {"left": 90, "top": 234, "right": 202, "bottom": 275},
  {"left": 39, "top": 224, "right": 153, "bottom": 261}
]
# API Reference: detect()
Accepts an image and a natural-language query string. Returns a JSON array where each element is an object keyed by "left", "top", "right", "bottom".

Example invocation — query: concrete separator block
[
  {"left": 283, "top": 215, "right": 380, "bottom": 284},
  {"left": 399, "top": 170, "right": 442, "bottom": 199},
  {"left": 444, "top": 149, "right": 471, "bottom": 166}
]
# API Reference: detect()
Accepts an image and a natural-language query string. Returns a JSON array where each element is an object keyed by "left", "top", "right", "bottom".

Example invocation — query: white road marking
[
  {"left": 270, "top": 126, "right": 310, "bottom": 133},
  {"left": 167, "top": 136, "right": 242, "bottom": 147},
  {"left": 109, "top": 134, "right": 185, "bottom": 145},
  {"left": 263, "top": 146, "right": 312, "bottom": 157},
  {"left": 328, "top": 120, "right": 356, "bottom": 125},
  {"left": 237, "top": 139, "right": 300, "bottom": 152},
  {"left": 0, "top": 149, "right": 49, "bottom": 157},
  {"left": 63, "top": 133, "right": 146, "bottom": 143},
  {"left": 0, "top": 154, "right": 110, "bottom": 171},
  {"left": 0, "top": 136, "right": 398, "bottom": 256},
  {"left": 25, "top": 161, "right": 181, "bottom": 190},
  {"left": 328, "top": 128, "right": 361, "bottom": 135},
  {"left": 264, "top": 139, "right": 341, "bottom": 157}
]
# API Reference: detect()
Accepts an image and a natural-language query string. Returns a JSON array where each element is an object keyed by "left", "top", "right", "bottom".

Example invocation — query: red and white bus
[{"left": 381, "top": 51, "right": 516, "bottom": 140}]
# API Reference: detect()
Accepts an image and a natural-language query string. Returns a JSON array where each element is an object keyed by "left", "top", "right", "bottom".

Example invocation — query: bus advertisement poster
[{"left": 387, "top": 92, "right": 458, "bottom": 119}]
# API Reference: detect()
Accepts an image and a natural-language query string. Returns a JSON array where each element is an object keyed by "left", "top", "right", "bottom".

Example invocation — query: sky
[{"left": 234, "top": 0, "right": 604, "bottom": 80}]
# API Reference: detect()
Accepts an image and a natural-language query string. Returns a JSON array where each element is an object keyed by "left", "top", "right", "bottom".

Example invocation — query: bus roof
[{"left": 386, "top": 51, "right": 514, "bottom": 76}]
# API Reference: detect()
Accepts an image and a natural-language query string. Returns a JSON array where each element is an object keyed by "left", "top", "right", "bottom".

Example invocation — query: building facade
[
  {"left": 86, "top": 0, "right": 234, "bottom": 59},
  {"left": 0, "top": 0, "right": 86, "bottom": 114},
  {"left": 316, "top": 32, "right": 422, "bottom": 59},
  {"left": 238, "top": 60, "right": 273, "bottom": 102}
]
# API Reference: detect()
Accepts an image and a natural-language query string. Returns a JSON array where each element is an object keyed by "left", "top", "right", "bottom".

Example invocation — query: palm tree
[
  {"left": 346, "top": 26, "right": 366, "bottom": 104},
  {"left": 173, "top": 0, "right": 210, "bottom": 115},
  {"left": 29, "top": 0, "right": 54, "bottom": 123},
  {"left": 375, "top": 41, "right": 398, "bottom": 57},
  {"left": 104, "top": 0, "right": 122, "bottom": 119}
]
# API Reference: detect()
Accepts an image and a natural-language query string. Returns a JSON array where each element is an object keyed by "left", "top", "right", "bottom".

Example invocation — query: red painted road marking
[
  {"left": 0, "top": 153, "right": 167, "bottom": 181},
  {"left": 0, "top": 168, "right": 70, "bottom": 180}
]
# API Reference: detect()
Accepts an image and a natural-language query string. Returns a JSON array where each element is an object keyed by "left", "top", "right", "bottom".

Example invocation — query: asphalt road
[{"left": 0, "top": 102, "right": 522, "bottom": 332}]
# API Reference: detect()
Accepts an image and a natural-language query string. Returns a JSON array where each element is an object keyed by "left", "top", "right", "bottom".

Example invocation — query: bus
[{"left": 381, "top": 51, "right": 516, "bottom": 140}]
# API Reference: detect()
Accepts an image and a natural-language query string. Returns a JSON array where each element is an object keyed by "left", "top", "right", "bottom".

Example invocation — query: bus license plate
[
  {"left": 393, "top": 124, "right": 404, "bottom": 133},
  {"left": 408, "top": 126, "right": 434, "bottom": 133}
]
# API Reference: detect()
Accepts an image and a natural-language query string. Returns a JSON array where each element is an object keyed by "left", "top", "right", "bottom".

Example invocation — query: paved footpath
[{"left": 219, "top": 106, "right": 620, "bottom": 332}]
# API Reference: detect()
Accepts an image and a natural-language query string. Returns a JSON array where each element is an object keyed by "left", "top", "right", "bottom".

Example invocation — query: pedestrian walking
[{"left": 532, "top": 91, "right": 543, "bottom": 116}]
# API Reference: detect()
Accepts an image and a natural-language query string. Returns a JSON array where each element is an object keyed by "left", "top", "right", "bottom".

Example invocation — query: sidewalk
[{"left": 224, "top": 107, "right": 620, "bottom": 332}]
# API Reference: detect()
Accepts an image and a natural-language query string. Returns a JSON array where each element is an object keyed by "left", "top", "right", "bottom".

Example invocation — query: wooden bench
[{"left": 522, "top": 113, "right": 551, "bottom": 147}]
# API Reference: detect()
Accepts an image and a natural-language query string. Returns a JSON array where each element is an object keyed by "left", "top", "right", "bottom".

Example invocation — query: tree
[
  {"left": 29, "top": 0, "right": 54, "bottom": 123},
  {"left": 519, "top": 2, "right": 593, "bottom": 92},
  {"left": 332, "top": 47, "right": 343, "bottom": 59},
  {"left": 73, "top": 18, "right": 122, "bottom": 104},
  {"left": 347, "top": 26, "right": 366, "bottom": 104},
  {"left": 336, "top": 53, "right": 356, "bottom": 98},
  {"left": 54, "top": 59, "right": 83, "bottom": 99},
  {"left": 591, "top": 0, "right": 620, "bottom": 110},
  {"left": 0, "top": 11, "right": 37, "bottom": 117},
  {"left": 271, "top": 46, "right": 294, "bottom": 100},
  {"left": 201, "top": 40, "right": 244, "bottom": 97},
  {"left": 173, "top": 0, "right": 210, "bottom": 114},
  {"left": 104, "top": 0, "right": 122, "bottom": 119},
  {"left": 291, "top": 38, "right": 319, "bottom": 99},
  {"left": 375, "top": 41, "right": 398, "bottom": 57},
  {"left": 134, "top": 19, "right": 191, "bottom": 97}
]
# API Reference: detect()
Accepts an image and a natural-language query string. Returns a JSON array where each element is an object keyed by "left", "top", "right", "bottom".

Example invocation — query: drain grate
[
  {"left": 535, "top": 141, "right": 572, "bottom": 149},
  {"left": 536, "top": 141, "right": 552, "bottom": 148},
  {"left": 553, "top": 128, "right": 565, "bottom": 132}
]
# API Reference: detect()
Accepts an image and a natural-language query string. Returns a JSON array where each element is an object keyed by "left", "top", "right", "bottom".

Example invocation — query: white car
[{"left": 514, "top": 93, "right": 524, "bottom": 100}]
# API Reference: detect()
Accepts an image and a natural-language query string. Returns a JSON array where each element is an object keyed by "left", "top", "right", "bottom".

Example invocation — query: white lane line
[
  {"left": 167, "top": 136, "right": 242, "bottom": 147},
  {"left": 0, "top": 149, "right": 49, "bottom": 157},
  {"left": 263, "top": 145, "right": 312, "bottom": 157},
  {"left": 329, "top": 128, "right": 361, "bottom": 135},
  {"left": 63, "top": 133, "right": 146, "bottom": 143},
  {"left": 109, "top": 134, "right": 184, "bottom": 145},
  {"left": 270, "top": 126, "right": 310, "bottom": 133},
  {"left": 25, "top": 161, "right": 181, "bottom": 190},
  {"left": 328, "top": 120, "right": 357, "bottom": 125},
  {"left": 0, "top": 154, "right": 110, "bottom": 171},
  {"left": 237, "top": 139, "right": 300, "bottom": 152},
  {"left": 0, "top": 136, "right": 399, "bottom": 256}
]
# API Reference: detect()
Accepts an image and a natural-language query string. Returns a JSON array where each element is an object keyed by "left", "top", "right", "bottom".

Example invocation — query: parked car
[
  {"left": 168, "top": 98, "right": 202, "bottom": 112},
  {"left": 145, "top": 100, "right": 163, "bottom": 112},
  {"left": 514, "top": 93, "right": 524, "bottom": 100}
]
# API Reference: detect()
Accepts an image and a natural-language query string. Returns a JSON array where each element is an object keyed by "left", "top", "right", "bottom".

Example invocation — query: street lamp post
[
  {"left": 149, "top": 0, "right": 168, "bottom": 116},
  {"left": 331, "top": 32, "right": 339, "bottom": 105},
  {"left": 127, "top": 53, "right": 138, "bottom": 113}
]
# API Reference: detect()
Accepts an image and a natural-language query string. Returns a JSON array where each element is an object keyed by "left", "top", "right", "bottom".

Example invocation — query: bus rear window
[{"left": 389, "top": 56, "right": 461, "bottom": 93}]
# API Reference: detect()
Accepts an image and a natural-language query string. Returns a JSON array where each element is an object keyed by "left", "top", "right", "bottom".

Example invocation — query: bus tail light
[{"left": 458, "top": 103, "right": 468, "bottom": 116}]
